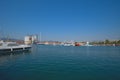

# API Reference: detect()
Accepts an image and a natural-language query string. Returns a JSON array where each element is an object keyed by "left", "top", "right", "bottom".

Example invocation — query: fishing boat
[{"left": 0, "top": 41, "right": 31, "bottom": 53}]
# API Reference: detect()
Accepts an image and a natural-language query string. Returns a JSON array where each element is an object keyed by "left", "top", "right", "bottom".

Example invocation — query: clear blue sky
[{"left": 0, "top": 0, "right": 120, "bottom": 41}]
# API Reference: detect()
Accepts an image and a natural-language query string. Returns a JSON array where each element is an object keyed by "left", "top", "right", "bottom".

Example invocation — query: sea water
[{"left": 0, "top": 45, "right": 120, "bottom": 80}]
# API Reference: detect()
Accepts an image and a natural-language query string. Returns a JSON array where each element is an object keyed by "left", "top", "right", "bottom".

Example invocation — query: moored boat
[
  {"left": 0, "top": 41, "right": 31, "bottom": 53},
  {"left": 75, "top": 42, "right": 81, "bottom": 46}
]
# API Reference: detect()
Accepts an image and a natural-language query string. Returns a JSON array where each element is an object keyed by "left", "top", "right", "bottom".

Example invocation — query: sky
[{"left": 0, "top": 0, "right": 120, "bottom": 41}]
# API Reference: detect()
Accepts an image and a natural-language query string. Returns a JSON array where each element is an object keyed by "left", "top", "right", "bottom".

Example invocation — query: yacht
[
  {"left": 61, "top": 41, "right": 75, "bottom": 46},
  {"left": 0, "top": 41, "right": 31, "bottom": 53}
]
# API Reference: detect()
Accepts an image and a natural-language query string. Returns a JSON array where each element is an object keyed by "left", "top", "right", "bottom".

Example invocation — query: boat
[
  {"left": 83, "top": 42, "right": 93, "bottom": 46},
  {"left": 0, "top": 41, "right": 31, "bottom": 53},
  {"left": 75, "top": 42, "right": 81, "bottom": 46},
  {"left": 61, "top": 42, "right": 75, "bottom": 46}
]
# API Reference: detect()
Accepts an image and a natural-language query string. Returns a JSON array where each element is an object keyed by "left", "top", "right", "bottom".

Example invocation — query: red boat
[{"left": 75, "top": 42, "right": 80, "bottom": 46}]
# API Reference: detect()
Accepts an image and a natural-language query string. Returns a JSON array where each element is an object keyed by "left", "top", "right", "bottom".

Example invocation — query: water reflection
[
  {"left": 86, "top": 46, "right": 90, "bottom": 56},
  {"left": 0, "top": 51, "right": 31, "bottom": 56},
  {"left": 0, "top": 51, "right": 31, "bottom": 65}
]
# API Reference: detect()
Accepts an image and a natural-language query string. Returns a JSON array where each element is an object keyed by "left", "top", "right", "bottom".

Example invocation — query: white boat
[
  {"left": 83, "top": 41, "right": 93, "bottom": 46},
  {"left": 61, "top": 41, "right": 75, "bottom": 46},
  {"left": 0, "top": 41, "right": 31, "bottom": 53}
]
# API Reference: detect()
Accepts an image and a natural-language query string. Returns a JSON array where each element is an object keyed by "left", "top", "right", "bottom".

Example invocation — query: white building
[{"left": 24, "top": 35, "right": 38, "bottom": 45}]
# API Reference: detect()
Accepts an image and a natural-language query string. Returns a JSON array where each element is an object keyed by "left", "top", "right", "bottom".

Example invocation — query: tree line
[{"left": 90, "top": 39, "right": 120, "bottom": 46}]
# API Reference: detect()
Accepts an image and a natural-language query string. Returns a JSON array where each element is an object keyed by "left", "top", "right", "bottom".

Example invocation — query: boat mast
[{"left": 39, "top": 32, "right": 41, "bottom": 42}]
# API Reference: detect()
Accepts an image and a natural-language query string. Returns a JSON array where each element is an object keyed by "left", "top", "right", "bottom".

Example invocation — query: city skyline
[{"left": 0, "top": 0, "right": 120, "bottom": 41}]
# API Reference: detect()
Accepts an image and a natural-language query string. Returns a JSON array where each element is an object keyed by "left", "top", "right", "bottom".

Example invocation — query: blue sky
[{"left": 0, "top": 0, "right": 120, "bottom": 41}]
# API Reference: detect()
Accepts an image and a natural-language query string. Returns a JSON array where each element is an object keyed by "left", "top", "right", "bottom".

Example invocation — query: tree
[
  {"left": 117, "top": 40, "right": 120, "bottom": 44},
  {"left": 105, "top": 39, "right": 110, "bottom": 44}
]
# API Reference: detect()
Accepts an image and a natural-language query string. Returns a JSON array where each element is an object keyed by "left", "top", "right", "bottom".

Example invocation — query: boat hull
[{"left": 0, "top": 47, "right": 31, "bottom": 53}]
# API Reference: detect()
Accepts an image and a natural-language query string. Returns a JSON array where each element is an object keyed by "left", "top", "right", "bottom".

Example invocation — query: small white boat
[
  {"left": 83, "top": 42, "right": 93, "bottom": 46},
  {"left": 61, "top": 42, "right": 75, "bottom": 46},
  {"left": 0, "top": 41, "right": 31, "bottom": 53}
]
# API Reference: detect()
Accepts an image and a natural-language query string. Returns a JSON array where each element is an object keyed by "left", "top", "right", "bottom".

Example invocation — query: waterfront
[{"left": 0, "top": 45, "right": 120, "bottom": 80}]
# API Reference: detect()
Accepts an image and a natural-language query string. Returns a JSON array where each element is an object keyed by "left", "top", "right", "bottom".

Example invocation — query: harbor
[
  {"left": 1, "top": 33, "right": 120, "bottom": 54},
  {"left": 1, "top": 35, "right": 120, "bottom": 53},
  {"left": 0, "top": 0, "right": 120, "bottom": 80},
  {"left": 0, "top": 45, "right": 120, "bottom": 80}
]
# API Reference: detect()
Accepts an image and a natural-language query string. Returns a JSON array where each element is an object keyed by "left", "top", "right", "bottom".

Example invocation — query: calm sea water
[{"left": 0, "top": 45, "right": 120, "bottom": 80}]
